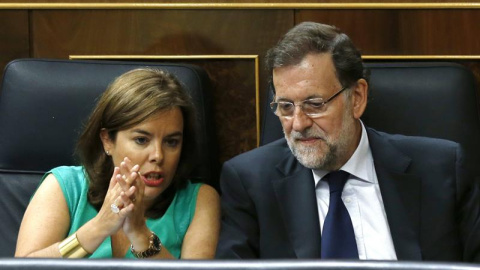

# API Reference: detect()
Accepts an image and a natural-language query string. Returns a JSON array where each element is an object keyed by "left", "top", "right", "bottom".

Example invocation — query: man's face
[{"left": 272, "top": 53, "right": 361, "bottom": 171}]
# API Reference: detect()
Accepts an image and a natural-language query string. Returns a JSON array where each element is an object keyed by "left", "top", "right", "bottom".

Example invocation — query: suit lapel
[
  {"left": 367, "top": 129, "right": 422, "bottom": 260},
  {"left": 272, "top": 154, "right": 321, "bottom": 258}
]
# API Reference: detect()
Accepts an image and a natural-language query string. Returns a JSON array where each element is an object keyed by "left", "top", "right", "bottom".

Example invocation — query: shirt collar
[{"left": 313, "top": 120, "right": 375, "bottom": 186}]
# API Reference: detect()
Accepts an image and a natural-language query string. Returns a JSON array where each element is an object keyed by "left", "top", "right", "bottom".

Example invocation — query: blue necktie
[{"left": 321, "top": 170, "right": 359, "bottom": 259}]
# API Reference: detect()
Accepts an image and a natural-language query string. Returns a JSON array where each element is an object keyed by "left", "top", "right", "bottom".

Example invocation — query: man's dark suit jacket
[{"left": 216, "top": 128, "right": 480, "bottom": 262}]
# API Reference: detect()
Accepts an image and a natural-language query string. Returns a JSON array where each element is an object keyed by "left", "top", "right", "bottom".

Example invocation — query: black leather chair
[
  {"left": 260, "top": 62, "right": 480, "bottom": 179},
  {"left": 0, "top": 58, "right": 218, "bottom": 257}
]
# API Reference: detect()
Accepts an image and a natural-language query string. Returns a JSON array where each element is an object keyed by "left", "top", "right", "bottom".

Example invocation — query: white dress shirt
[{"left": 312, "top": 122, "right": 397, "bottom": 260}]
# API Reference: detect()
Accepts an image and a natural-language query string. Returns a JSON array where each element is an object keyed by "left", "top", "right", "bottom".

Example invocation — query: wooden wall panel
[
  {"left": 296, "top": 9, "right": 480, "bottom": 55},
  {"left": 0, "top": 10, "right": 29, "bottom": 80},
  {"left": 192, "top": 59, "right": 258, "bottom": 162},
  {"left": 31, "top": 10, "right": 292, "bottom": 56},
  {"left": 30, "top": 9, "right": 292, "bottom": 162},
  {"left": 31, "top": 9, "right": 292, "bottom": 121}
]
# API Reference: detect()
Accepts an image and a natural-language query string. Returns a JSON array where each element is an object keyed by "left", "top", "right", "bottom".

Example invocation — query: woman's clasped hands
[{"left": 97, "top": 157, "right": 147, "bottom": 237}]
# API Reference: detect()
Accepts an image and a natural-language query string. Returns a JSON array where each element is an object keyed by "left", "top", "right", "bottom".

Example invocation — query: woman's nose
[{"left": 150, "top": 143, "right": 163, "bottom": 164}]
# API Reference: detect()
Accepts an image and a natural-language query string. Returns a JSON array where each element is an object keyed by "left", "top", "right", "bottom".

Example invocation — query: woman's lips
[{"left": 141, "top": 172, "right": 164, "bottom": 187}]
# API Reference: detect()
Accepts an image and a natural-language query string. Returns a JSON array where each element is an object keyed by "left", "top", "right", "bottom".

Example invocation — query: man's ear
[
  {"left": 100, "top": 128, "right": 113, "bottom": 155},
  {"left": 352, "top": 78, "right": 368, "bottom": 119}
]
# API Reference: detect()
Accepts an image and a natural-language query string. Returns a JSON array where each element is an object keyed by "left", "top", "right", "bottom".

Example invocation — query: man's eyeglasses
[{"left": 270, "top": 86, "right": 348, "bottom": 119}]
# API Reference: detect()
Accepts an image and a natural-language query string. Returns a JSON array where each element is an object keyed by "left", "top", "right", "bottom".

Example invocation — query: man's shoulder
[{"left": 366, "top": 127, "right": 460, "bottom": 155}]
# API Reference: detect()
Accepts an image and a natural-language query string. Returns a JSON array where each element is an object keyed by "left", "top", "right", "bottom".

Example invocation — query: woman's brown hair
[{"left": 76, "top": 68, "right": 198, "bottom": 218}]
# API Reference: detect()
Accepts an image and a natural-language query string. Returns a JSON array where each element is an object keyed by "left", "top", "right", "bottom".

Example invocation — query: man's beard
[{"left": 284, "top": 115, "right": 355, "bottom": 171}]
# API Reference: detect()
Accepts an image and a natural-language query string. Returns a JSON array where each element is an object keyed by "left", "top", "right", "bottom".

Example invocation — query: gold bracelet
[{"left": 58, "top": 233, "right": 90, "bottom": 258}]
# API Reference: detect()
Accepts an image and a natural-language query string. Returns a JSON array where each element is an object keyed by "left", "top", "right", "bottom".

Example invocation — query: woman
[{"left": 15, "top": 68, "right": 220, "bottom": 259}]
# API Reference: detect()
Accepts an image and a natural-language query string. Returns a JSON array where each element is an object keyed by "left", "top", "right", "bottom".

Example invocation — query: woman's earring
[{"left": 106, "top": 150, "right": 110, "bottom": 156}]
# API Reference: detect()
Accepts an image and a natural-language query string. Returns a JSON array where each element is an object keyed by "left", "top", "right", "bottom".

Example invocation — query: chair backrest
[
  {"left": 0, "top": 58, "right": 218, "bottom": 257},
  {"left": 261, "top": 62, "right": 480, "bottom": 178}
]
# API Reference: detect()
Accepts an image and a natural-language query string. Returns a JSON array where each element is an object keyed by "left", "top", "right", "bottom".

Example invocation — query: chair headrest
[{"left": 0, "top": 59, "right": 218, "bottom": 183}]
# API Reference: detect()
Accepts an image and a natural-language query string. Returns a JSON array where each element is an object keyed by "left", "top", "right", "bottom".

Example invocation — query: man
[{"left": 216, "top": 22, "right": 480, "bottom": 261}]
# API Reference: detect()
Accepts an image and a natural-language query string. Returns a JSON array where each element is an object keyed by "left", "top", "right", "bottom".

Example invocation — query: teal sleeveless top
[{"left": 45, "top": 166, "right": 201, "bottom": 259}]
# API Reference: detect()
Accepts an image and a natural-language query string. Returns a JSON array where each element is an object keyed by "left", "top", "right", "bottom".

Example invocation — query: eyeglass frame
[{"left": 270, "top": 86, "right": 349, "bottom": 119}]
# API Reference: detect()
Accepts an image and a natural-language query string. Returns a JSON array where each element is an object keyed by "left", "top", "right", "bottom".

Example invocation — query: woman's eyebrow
[
  {"left": 131, "top": 129, "right": 151, "bottom": 136},
  {"left": 165, "top": 131, "right": 183, "bottom": 138}
]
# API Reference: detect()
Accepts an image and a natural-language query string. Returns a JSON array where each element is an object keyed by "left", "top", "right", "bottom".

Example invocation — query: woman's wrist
[
  {"left": 88, "top": 216, "right": 115, "bottom": 239},
  {"left": 127, "top": 226, "right": 152, "bottom": 252},
  {"left": 130, "top": 230, "right": 162, "bottom": 258},
  {"left": 74, "top": 218, "right": 113, "bottom": 255}
]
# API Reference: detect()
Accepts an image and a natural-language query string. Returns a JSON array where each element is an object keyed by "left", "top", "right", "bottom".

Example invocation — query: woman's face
[{"left": 101, "top": 107, "right": 184, "bottom": 205}]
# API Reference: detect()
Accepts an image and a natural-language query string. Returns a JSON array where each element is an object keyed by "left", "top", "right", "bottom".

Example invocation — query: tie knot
[{"left": 324, "top": 170, "right": 349, "bottom": 193}]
